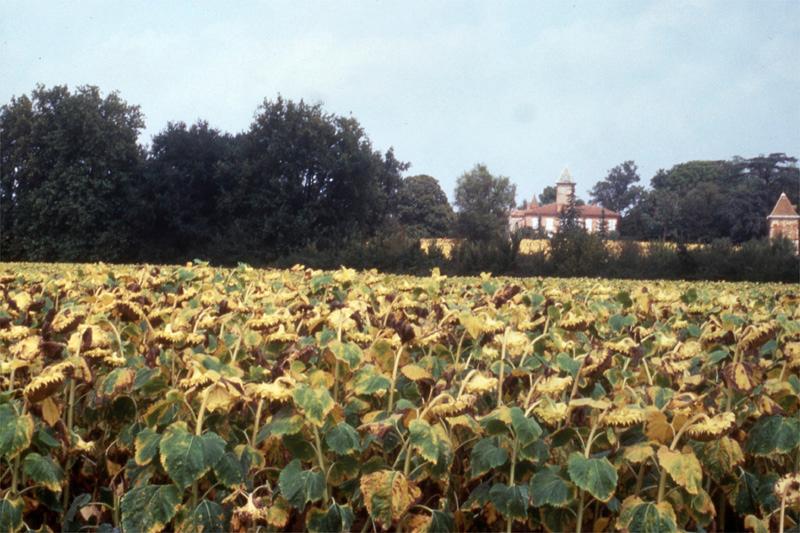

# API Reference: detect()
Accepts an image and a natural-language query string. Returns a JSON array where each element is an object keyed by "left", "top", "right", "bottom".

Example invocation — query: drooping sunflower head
[
  {"left": 23, "top": 361, "right": 74, "bottom": 402},
  {"left": 601, "top": 407, "right": 646, "bottom": 428},
  {"left": 535, "top": 375, "right": 573, "bottom": 396},
  {"left": 774, "top": 473, "right": 800, "bottom": 506},
  {"left": 686, "top": 412, "right": 736, "bottom": 441}
]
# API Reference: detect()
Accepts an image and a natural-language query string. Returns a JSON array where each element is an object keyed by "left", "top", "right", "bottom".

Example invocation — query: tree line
[{"left": 1, "top": 85, "right": 798, "bottom": 280}]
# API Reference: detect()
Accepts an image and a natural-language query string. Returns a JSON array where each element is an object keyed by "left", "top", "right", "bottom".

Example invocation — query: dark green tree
[
  {"left": 396, "top": 174, "right": 454, "bottom": 238},
  {"left": 215, "top": 97, "right": 407, "bottom": 262},
  {"left": 142, "top": 121, "right": 236, "bottom": 263},
  {"left": 453, "top": 164, "right": 516, "bottom": 241},
  {"left": 590, "top": 161, "right": 644, "bottom": 214},
  {"left": 0, "top": 85, "right": 145, "bottom": 261},
  {"left": 538, "top": 186, "right": 557, "bottom": 204},
  {"left": 557, "top": 188, "right": 581, "bottom": 232}
]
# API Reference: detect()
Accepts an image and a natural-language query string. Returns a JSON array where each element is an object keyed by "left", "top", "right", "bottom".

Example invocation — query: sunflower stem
[
  {"left": 388, "top": 347, "right": 403, "bottom": 413},
  {"left": 497, "top": 329, "right": 508, "bottom": 406},
  {"left": 312, "top": 425, "right": 330, "bottom": 503},
  {"left": 252, "top": 399, "right": 264, "bottom": 445}
]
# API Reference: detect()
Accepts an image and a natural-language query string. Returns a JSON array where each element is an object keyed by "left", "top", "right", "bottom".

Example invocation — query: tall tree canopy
[
  {"left": 453, "top": 164, "right": 516, "bottom": 241},
  {"left": 142, "top": 120, "right": 236, "bottom": 263},
  {"left": 589, "top": 160, "right": 644, "bottom": 214},
  {"left": 214, "top": 97, "right": 407, "bottom": 261},
  {"left": 396, "top": 174, "right": 454, "bottom": 238},
  {"left": 0, "top": 85, "right": 145, "bottom": 261},
  {"left": 538, "top": 186, "right": 556, "bottom": 204},
  {"left": 621, "top": 155, "right": 799, "bottom": 243}
]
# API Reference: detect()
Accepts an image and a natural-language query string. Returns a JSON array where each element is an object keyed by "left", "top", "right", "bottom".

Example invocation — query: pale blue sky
[{"left": 2, "top": 0, "right": 798, "bottom": 201}]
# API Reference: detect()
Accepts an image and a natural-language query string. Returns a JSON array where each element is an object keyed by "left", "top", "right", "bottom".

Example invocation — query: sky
[{"left": 2, "top": 0, "right": 799, "bottom": 202}]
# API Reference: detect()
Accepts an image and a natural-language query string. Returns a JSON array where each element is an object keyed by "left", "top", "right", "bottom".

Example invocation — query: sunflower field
[{"left": 0, "top": 262, "right": 798, "bottom": 532}]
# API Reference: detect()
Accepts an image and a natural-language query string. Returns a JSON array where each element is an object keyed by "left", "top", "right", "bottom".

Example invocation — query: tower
[
  {"left": 555, "top": 168, "right": 575, "bottom": 207},
  {"left": 767, "top": 192, "right": 800, "bottom": 253}
]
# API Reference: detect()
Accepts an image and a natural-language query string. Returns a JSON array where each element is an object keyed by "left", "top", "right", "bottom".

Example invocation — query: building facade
[
  {"left": 509, "top": 168, "right": 620, "bottom": 235},
  {"left": 767, "top": 192, "right": 800, "bottom": 253}
]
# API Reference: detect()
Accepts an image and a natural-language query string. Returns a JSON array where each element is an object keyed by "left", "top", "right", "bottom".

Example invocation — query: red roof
[
  {"left": 768, "top": 193, "right": 800, "bottom": 218},
  {"left": 510, "top": 202, "right": 620, "bottom": 219}
]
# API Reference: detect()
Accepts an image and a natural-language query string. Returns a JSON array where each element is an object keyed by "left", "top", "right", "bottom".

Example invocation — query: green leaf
[
  {"left": 555, "top": 353, "right": 581, "bottom": 377},
  {"left": 328, "top": 340, "right": 363, "bottom": 369},
  {"left": 293, "top": 384, "right": 335, "bottom": 427},
  {"left": 159, "top": 422, "right": 225, "bottom": 489},
  {"left": 135, "top": 428, "right": 161, "bottom": 466},
  {"left": 120, "top": 484, "right": 181, "bottom": 533},
  {"left": 744, "top": 416, "right": 800, "bottom": 456},
  {"left": 213, "top": 452, "right": 244, "bottom": 488},
  {"left": 182, "top": 500, "right": 225, "bottom": 533},
  {"left": 22, "top": 452, "right": 63, "bottom": 493},
  {"left": 0, "top": 404, "right": 33, "bottom": 458},
  {"left": 258, "top": 408, "right": 304, "bottom": 441},
  {"left": 489, "top": 483, "right": 529, "bottom": 520},
  {"left": 352, "top": 365, "right": 392, "bottom": 396},
  {"left": 617, "top": 497, "right": 677, "bottom": 533},
  {"left": 567, "top": 453, "right": 618, "bottom": 502},
  {"left": 510, "top": 407, "right": 542, "bottom": 446},
  {"left": 409, "top": 419, "right": 440, "bottom": 464},
  {"left": 530, "top": 466, "right": 574, "bottom": 507},
  {"left": 325, "top": 422, "right": 361, "bottom": 455},
  {"left": 0, "top": 497, "right": 23, "bottom": 533},
  {"left": 428, "top": 510, "right": 455, "bottom": 533},
  {"left": 470, "top": 437, "right": 508, "bottom": 478},
  {"left": 279, "top": 459, "right": 326, "bottom": 509},
  {"left": 306, "top": 503, "right": 355, "bottom": 533}
]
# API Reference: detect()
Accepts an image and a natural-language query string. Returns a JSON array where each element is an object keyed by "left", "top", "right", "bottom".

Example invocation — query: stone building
[
  {"left": 767, "top": 192, "right": 800, "bottom": 253},
  {"left": 509, "top": 168, "right": 620, "bottom": 235}
]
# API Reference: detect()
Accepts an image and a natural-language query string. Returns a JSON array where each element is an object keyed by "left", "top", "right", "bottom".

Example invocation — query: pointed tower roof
[
  {"left": 557, "top": 167, "right": 574, "bottom": 184},
  {"left": 768, "top": 193, "right": 800, "bottom": 218}
]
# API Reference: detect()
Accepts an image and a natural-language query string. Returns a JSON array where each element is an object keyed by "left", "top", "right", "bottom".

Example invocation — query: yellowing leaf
[
  {"left": 644, "top": 408, "right": 673, "bottom": 444},
  {"left": 400, "top": 364, "right": 432, "bottom": 382},
  {"left": 657, "top": 446, "right": 703, "bottom": 495},
  {"left": 40, "top": 397, "right": 61, "bottom": 427},
  {"left": 360, "top": 470, "right": 421, "bottom": 528}
]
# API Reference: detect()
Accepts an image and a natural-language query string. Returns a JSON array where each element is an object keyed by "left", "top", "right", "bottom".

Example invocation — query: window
[
  {"left": 545, "top": 218, "right": 554, "bottom": 232},
  {"left": 585, "top": 218, "right": 593, "bottom": 232},
  {"left": 608, "top": 219, "right": 617, "bottom": 231}
]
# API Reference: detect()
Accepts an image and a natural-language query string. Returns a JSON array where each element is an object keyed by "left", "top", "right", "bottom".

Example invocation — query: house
[
  {"left": 509, "top": 168, "right": 620, "bottom": 235},
  {"left": 767, "top": 192, "right": 800, "bottom": 253}
]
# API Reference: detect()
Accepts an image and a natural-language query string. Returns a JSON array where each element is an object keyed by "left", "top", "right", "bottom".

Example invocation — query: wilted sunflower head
[
  {"left": 0, "top": 325, "right": 31, "bottom": 342},
  {"left": 604, "top": 338, "right": 638, "bottom": 357},
  {"left": 601, "top": 407, "right": 646, "bottom": 428},
  {"left": 245, "top": 376, "right": 297, "bottom": 403},
  {"left": 738, "top": 321, "right": 779, "bottom": 352},
  {"left": 686, "top": 412, "right": 736, "bottom": 441},
  {"left": 23, "top": 361, "right": 74, "bottom": 402},
  {"left": 463, "top": 373, "right": 498, "bottom": 395},
  {"left": 560, "top": 311, "right": 594, "bottom": 332},
  {"left": 774, "top": 473, "right": 800, "bottom": 506},
  {"left": 51, "top": 308, "right": 85, "bottom": 334},
  {"left": 535, "top": 375, "right": 573, "bottom": 396},
  {"left": 426, "top": 393, "right": 476, "bottom": 420},
  {"left": 533, "top": 399, "right": 569, "bottom": 425},
  {"left": 10, "top": 336, "right": 42, "bottom": 361}
]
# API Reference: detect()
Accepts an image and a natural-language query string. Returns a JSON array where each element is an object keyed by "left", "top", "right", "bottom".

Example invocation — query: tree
[
  {"left": 557, "top": 189, "right": 581, "bottom": 232},
  {"left": 0, "top": 85, "right": 145, "bottom": 261},
  {"left": 453, "top": 164, "right": 516, "bottom": 241},
  {"left": 396, "top": 175, "right": 454, "bottom": 238},
  {"left": 539, "top": 186, "right": 556, "bottom": 204},
  {"left": 589, "top": 161, "right": 644, "bottom": 214},
  {"left": 215, "top": 97, "right": 407, "bottom": 261},
  {"left": 142, "top": 121, "right": 236, "bottom": 263}
]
